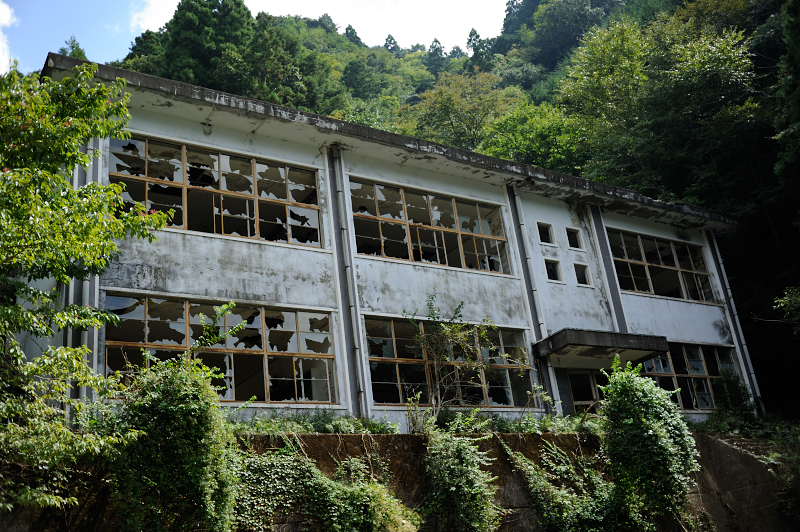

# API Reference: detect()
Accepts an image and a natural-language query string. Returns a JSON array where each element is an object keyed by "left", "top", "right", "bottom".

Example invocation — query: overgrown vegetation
[
  {"left": 230, "top": 408, "right": 399, "bottom": 441},
  {"left": 504, "top": 357, "right": 700, "bottom": 531},
  {"left": 694, "top": 372, "right": 800, "bottom": 523}
]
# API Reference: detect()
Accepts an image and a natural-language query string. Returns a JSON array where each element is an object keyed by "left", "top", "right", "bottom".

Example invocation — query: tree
[
  {"left": 776, "top": 0, "right": 800, "bottom": 201},
  {"left": 57, "top": 35, "right": 87, "bottom": 60},
  {"left": 408, "top": 72, "right": 515, "bottom": 150},
  {"left": 481, "top": 101, "right": 580, "bottom": 174},
  {"left": 384, "top": 34, "right": 401, "bottom": 56},
  {"left": 345, "top": 24, "right": 365, "bottom": 47},
  {"left": 161, "top": 0, "right": 253, "bottom": 86},
  {"left": 342, "top": 59, "right": 381, "bottom": 100},
  {"left": 466, "top": 29, "right": 495, "bottom": 72},
  {"left": 424, "top": 38, "right": 448, "bottom": 78},
  {"left": 0, "top": 63, "right": 168, "bottom": 510},
  {"left": 531, "top": 0, "right": 606, "bottom": 69}
]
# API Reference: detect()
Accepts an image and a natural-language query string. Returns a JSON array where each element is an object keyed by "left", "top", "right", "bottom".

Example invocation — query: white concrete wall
[{"left": 516, "top": 192, "right": 616, "bottom": 336}]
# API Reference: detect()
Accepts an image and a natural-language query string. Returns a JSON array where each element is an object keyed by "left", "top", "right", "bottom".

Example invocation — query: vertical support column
[
  {"left": 589, "top": 205, "right": 628, "bottom": 333},
  {"left": 706, "top": 230, "right": 762, "bottom": 410},
  {"left": 507, "top": 185, "right": 560, "bottom": 413},
  {"left": 326, "top": 144, "right": 368, "bottom": 419}
]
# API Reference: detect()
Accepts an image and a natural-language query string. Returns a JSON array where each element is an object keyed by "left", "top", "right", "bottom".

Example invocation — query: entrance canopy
[{"left": 534, "top": 328, "right": 668, "bottom": 370}]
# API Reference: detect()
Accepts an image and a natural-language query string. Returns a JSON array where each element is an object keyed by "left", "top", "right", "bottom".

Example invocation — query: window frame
[
  {"left": 606, "top": 228, "right": 715, "bottom": 303},
  {"left": 643, "top": 342, "right": 739, "bottom": 411},
  {"left": 103, "top": 294, "right": 337, "bottom": 405},
  {"left": 348, "top": 177, "right": 513, "bottom": 275},
  {"left": 566, "top": 227, "right": 583, "bottom": 250},
  {"left": 537, "top": 222, "right": 556, "bottom": 246},
  {"left": 544, "top": 259, "right": 563, "bottom": 283},
  {"left": 573, "top": 262, "right": 591, "bottom": 286},
  {"left": 108, "top": 134, "right": 324, "bottom": 248},
  {"left": 364, "top": 317, "right": 535, "bottom": 408}
]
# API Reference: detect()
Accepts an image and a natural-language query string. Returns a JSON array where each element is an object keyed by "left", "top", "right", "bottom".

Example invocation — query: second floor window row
[{"left": 109, "top": 136, "right": 321, "bottom": 247}]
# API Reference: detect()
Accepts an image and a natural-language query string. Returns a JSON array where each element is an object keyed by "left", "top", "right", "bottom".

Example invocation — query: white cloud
[
  {"left": 130, "top": 0, "right": 180, "bottom": 33},
  {"left": 0, "top": 0, "right": 17, "bottom": 74}
]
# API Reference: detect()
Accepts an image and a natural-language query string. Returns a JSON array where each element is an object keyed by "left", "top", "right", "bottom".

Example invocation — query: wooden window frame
[
  {"left": 607, "top": 229, "right": 714, "bottom": 303},
  {"left": 365, "top": 317, "right": 534, "bottom": 408},
  {"left": 104, "top": 294, "right": 337, "bottom": 404},
  {"left": 108, "top": 135, "right": 323, "bottom": 248},
  {"left": 349, "top": 178, "right": 512, "bottom": 274}
]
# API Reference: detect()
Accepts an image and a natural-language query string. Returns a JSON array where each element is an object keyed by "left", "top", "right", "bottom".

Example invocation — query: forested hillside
[{"left": 110, "top": 0, "right": 799, "bottom": 416}]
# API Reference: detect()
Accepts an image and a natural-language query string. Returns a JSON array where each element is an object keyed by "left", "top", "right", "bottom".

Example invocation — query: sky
[{"left": 1, "top": 0, "right": 508, "bottom": 75}]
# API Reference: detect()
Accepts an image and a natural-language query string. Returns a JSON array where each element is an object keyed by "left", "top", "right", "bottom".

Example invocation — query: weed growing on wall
[
  {"left": 235, "top": 446, "right": 420, "bottom": 532},
  {"left": 424, "top": 412, "right": 501, "bottom": 532},
  {"left": 230, "top": 408, "right": 399, "bottom": 442}
]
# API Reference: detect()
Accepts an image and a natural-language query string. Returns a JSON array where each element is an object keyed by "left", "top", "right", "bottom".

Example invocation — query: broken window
[
  {"left": 566, "top": 228, "right": 582, "bottom": 249},
  {"left": 544, "top": 260, "right": 561, "bottom": 281},
  {"left": 350, "top": 178, "right": 511, "bottom": 273},
  {"left": 538, "top": 223, "right": 554, "bottom": 245},
  {"left": 606, "top": 230, "right": 714, "bottom": 302},
  {"left": 104, "top": 294, "right": 336, "bottom": 404},
  {"left": 574, "top": 264, "right": 590, "bottom": 285},
  {"left": 643, "top": 343, "right": 741, "bottom": 410},
  {"left": 365, "top": 317, "right": 532, "bottom": 408},
  {"left": 109, "top": 135, "right": 321, "bottom": 247}
]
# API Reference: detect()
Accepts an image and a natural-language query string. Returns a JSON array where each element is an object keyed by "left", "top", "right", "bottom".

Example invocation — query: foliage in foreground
[
  {"left": 0, "top": 63, "right": 168, "bottom": 511},
  {"left": 423, "top": 412, "right": 502, "bottom": 532},
  {"left": 230, "top": 408, "right": 399, "bottom": 440},
  {"left": 109, "top": 355, "right": 239, "bottom": 532},
  {"left": 236, "top": 449, "right": 419, "bottom": 532}
]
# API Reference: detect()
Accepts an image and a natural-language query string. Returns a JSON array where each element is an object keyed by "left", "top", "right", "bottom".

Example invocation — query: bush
[
  {"left": 601, "top": 356, "right": 699, "bottom": 518},
  {"left": 111, "top": 355, "right": 238, "bottom": 532}
]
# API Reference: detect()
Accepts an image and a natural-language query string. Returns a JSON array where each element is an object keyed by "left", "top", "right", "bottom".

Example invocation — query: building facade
[{"left": 42, "top": 54, "right": 759, "bottom": 428}]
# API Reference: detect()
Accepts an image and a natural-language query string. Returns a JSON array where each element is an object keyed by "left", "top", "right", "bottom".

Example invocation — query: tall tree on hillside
[
  {"left": 342, "top": 59, "right": 381, "bottom": 99},
  {"left": 408, "top": 72, "right": 514, "bottom": 150},
  {"left": 162, "top": 0, "right": 253, "bottom": 86},
  {"left": 384, "top": 34, "right": 402, "bottom": 56},
  {"left": 345, "top": 24, "right": 365, "bottom": 46},
  {"left": 425, "top": 39, "right": 448, "bottom": 77},
  {"left": 466, "top": 29, "right": 495, "bottom": 72},
  {"left": 531, "top": 0, "right": 606, "bottom": 69}
]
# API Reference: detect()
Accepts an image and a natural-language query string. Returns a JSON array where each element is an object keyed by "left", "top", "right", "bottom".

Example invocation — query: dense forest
[{"left": 101, "top": 0, "right": 799, "bottom": 416}]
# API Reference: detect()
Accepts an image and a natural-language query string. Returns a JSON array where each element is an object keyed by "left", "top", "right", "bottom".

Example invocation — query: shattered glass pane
[
  {"left": 268, "top": 330, "right": 298, "bottom": 353},
  {"left": 350, "top": 180, "right": 377, "bottom": 216},
  {"left": 669, "top": 344, "right": 690, "bottom": 374},
  {"left": 405, "top": 191, "right": 431, "bottom": 225},
  {"left": 147, "top": 140, "right": 183, "bottom": 182},
  {"left": 629, "top": 263, "right": 651, "bottom": 292},
  {"left": 110, "top": 176, "right": 145, "bottom": 214},
  {"left": 267, "top": 356, "right": 296, "bottom": 401},
  {"left": 186, "top": 148, "right": 219, "bottom": 189},
  {"left": 110, "top": 137, "right": 146, "bottom": 176},
  {"left": 256, "top": 161, "right": 287, "bottom": 201},
  {"left": 300, "top": 332, "right": 332, "bottom": 354},
  {"left": 717, "top": 348, "right": 737, "bottom": 373},
  {"left": 220, "top": 196, "right": 255, "bottom": 237},
  {"left": 105, "top": 346, "right": 143, "bottom": 382},
  {"left": 430, "top": 196, "right": 456, "bottom": 229},
  {"left": 414, "top": 228, "right": 446, "bottom": 264},
  {"left": 694, "top": 378, "right": 714, "bottom": 408},
  {"left": 258, "top": 201, "right": 288, "bottom": 243},
  {"left": 299, "top": 313, "right": 330, "bottom": 333},
  {"left": 295, "top": 358, "right": 330, "bottom": 402},
  {"left": 105, "top": 295, "right": 145, "bottom": 343},
  {"left": 381, "top": 221, "right": 409, "bottom": 259},
  {"left": 233, "top": 354, "right": 266, "bottom": 401},
  {"left": 685, "top": 345, "right": 706, "bottom": 374},
  {"left": 264, "top": 310, "right": 296, "bottom": 331},
  {"left": 288, "top": 167, "right": 317, "bottom": 204},
  {"left": 456, "top": 201, "right": 479, "bottom": 233},
  {"left": 189, "top": 303, "right": 224, "bottom": 348},
  {"left": 220, "top": 155, "right": 253, "bottom": 194},
  {"left": 510, "top": 369, "right": 533, "bottom": 407},
  {"left": 148, "top": 183, "right": 184, "bottom": 228},
  {"left": 478, "top": 204, "right": 504, "bottom": 237},
  {"left": 376, "top": 184, "right": 404, "bottom": 220}
]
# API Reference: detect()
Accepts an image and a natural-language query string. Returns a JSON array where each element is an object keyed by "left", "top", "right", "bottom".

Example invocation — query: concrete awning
[{"left": 534, "top": 328, "right": 668, "bottom": 369}]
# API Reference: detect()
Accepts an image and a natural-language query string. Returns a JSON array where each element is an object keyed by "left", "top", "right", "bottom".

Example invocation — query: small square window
[
  {"left": 538, "top": 223, "right": 554, "bottom": 244},
  {"left": 545, "top": 260, "right": 561, "bottom": 281},
  {"left": 574, "top": 264, "right": 590, "bottom": 285},
  {"left": 566, "top": 228, "right": 582, "bottom": 249}
]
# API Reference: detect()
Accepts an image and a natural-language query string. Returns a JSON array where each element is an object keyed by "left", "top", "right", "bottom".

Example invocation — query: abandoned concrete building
[{"left": 40, "top": 53, "right": 760, "bottom": 428}]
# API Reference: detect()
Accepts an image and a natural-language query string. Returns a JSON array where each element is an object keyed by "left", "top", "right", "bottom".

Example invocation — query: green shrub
[
  {"left": 111, "top": 356, "right": 238, "bottom": 532},
  {"left": 235, "top": 448, "right": 419, "bottom": 532},
  {"left": 424, "top": 425, "right": 501, "bottom": 532},
  {"left": 601, "top": 356, "right": 699, "bottom": 519}
]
